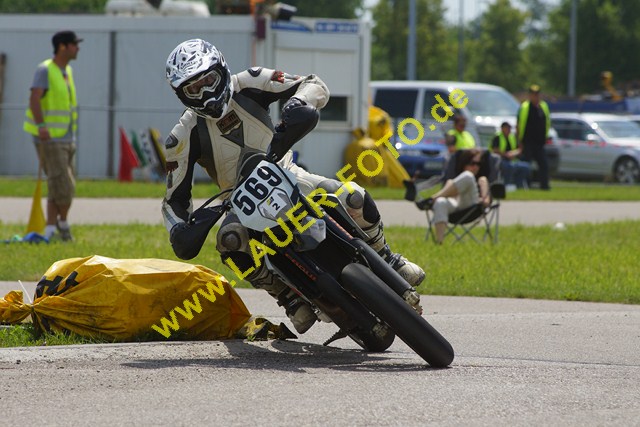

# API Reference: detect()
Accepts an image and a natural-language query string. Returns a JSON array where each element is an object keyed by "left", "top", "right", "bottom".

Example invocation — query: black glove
[
  {"left": 188, "top": 206, "right": 225, "bottom": 225},
  {"left": 170, "top": 222, "right": 197, "bottom": 260},
  {"left": 170, "top": 221, "right": 190, "bottom": 242},
  {"left": 276, "top": 97, "right": 306, "bottom": 132},
  {"left": 170, "top": 206, "right": 225, "bottom": 260},
  {"left": 268, "top": 98, "right": 319, "bottom": 162}
]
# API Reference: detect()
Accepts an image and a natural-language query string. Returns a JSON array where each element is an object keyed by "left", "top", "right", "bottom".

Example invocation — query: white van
[{"left": 370, "top": 80, "right": 520, "bottom": 148}]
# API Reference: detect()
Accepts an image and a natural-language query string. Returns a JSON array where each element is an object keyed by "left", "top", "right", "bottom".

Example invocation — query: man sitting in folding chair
[{"left": 404, "top": 148, "right": 505, "bottom": 244}]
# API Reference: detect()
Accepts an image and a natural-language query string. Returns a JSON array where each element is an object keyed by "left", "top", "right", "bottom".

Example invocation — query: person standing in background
[
  {"left": 24, "top": 30, "right": 82, "bottom": 241},
  {"left": 517, "top": 84, "right": 551, "bottom": 190}
]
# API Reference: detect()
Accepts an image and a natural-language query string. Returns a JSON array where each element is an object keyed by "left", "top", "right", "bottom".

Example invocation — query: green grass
[
  {"left": 0, "top": 177, "right": 219, "bottom": 199},
  {"left": 1, "top": 221, "right": 638, "bottom": 304},
  {"left": 2, "top": 176, "right": 640, "bottom": 200},
  {"left": 0, "top": 323, "right": 107, "bottom": 347},
  {"left": 403, "top": 222, "right": 640, "bottom": 305},
  {"left": 4, "top": 157, "right": 637, "bottom": 348},
  {"left": 0, "top": 223, "right": 233, "bottom": 282},
  {"left": 368, "top": 180, "right": 640, "bottom": 201},
  {"left": 1, "top": 220, "right": 638, "bottom": 347}
]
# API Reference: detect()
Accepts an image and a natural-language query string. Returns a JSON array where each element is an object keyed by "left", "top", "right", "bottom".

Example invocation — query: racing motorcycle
[{"left": 170, "top": 114, "right": 454, "bottom": 368}]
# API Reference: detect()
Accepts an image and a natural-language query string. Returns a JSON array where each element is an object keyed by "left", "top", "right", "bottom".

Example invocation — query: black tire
[
  {"left": 341, "top": 263, "right": 454, "bottom": 367},
  {"left": 614, "top": 157, "right": 640, "bottom": 184}
]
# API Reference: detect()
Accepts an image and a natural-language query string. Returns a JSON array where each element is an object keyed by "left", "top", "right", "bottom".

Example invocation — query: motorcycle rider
[{"left": 162, "top": 39, "right": 425, "bottom": 334}]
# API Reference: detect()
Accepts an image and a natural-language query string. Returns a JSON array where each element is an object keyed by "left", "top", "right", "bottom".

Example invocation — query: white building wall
[{"left": 0, "top": 14, "right": 369, "bottom": 179}]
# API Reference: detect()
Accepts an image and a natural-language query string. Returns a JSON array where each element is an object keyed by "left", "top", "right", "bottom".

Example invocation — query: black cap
[
  {"left": 52, "top": 31, "right": 83, "bottom": 48},
  {"left": 501, "top": 121, "right": 511, "bottom": 128}
]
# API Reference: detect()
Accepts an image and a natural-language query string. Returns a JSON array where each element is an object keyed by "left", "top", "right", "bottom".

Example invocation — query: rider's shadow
[{"left": 121, "top": 338, "right": 432, "bottom": 372}]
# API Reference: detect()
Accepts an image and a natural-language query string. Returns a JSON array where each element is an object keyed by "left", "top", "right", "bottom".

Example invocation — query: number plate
[
  {"left": 231, "top": 161, "right": 297, "bottom": 231},
  {"left": 423, "top": 160, "right": 442, "bottom": 170}
]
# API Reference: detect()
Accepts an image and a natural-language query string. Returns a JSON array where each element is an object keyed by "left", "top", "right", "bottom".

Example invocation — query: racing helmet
[{"left": 166, "top": 39, "right": 233, "bottom": 119}]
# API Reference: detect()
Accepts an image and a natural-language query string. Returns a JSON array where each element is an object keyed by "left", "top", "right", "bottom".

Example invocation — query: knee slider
[{"left": 345, "top": 191, "right": 364, "bottom": 210}]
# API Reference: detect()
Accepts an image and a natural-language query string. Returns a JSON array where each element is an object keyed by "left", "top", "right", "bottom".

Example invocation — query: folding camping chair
[{"left": 403, "top": 149, "right": 506, "bottom": 244}]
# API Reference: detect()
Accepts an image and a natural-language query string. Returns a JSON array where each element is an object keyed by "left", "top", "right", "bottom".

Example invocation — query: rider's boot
[
  {"left": 253, "top": 272, "right": 317, "bottom": 334},
  {"left": 362, "top": 220, "right": 425, "bottom": 314},
  {"left": 276, "top": 287, "right": 317, "bottom": 334},
  {"left": 362, "top": 219, "right": 426, "bottom": 288}
]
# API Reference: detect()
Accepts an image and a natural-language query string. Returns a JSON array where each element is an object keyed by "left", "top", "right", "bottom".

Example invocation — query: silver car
[{"left": 550, "top": 113, "right": 640, "bottom": 183}]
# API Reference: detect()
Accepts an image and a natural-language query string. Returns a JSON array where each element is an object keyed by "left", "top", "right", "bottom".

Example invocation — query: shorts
[{"left": 34, "top": 141, "right": 76, "bottom": 206}]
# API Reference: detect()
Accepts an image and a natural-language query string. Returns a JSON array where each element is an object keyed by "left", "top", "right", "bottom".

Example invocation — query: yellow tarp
[
  {"left": 0, "top": 255, "right": 251, "bottom": 341},
  {"left": 344, "top": 106, "right": 410, "bottom": 188}
]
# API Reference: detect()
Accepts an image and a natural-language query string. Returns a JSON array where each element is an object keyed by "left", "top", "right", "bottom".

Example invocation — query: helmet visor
[{"left": 183, "top": 69, "right": 222, "bottom": 100}]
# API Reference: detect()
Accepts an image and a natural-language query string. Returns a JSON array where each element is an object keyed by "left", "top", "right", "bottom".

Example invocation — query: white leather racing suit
[
  {"left": 162, "top": 67, "right": 330, "bottom": 229},
  {"left": 161, "top": 66, "right": 424, "bottom": 291}
]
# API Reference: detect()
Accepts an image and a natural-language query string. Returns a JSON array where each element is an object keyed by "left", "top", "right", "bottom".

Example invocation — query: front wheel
[
  {"left": 341, "top": 263, "right": 454, "bottom": 367},
  {"left": 614, "top": 157, "right": 640, "bottom": 184}
]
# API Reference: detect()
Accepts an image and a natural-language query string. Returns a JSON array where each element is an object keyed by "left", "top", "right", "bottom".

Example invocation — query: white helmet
[{"left": 166, "top": 39, "right": 233, "bottom": 119}]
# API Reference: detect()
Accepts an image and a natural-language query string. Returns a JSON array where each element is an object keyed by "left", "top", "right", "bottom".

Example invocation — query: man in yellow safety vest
[
  {"left": 491, "top": 122, "right": 530, "bottom": 189},
  {"left": 446, "top": 113, "right": 476, "bottom": 153},
  {"left": 516, "top": 84, "right": 551, "bottom": 190},
  {"left": 24, "top": 30, "right": 82, "bottom": 241}
]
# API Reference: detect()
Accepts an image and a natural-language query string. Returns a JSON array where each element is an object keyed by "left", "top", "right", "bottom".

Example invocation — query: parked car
[
  {"left": 626, "top": 114, "right": 640, "bottom": 126},
  {"left": 370, "top": 80, "right": 558, "bottom": 179},
  {"left": 395, "top": 135, "right": 449, "bottom": 179},
  {"left": 371, "top": 80, "right": 517, "bottom": 147},
  {"left": 550, "top": 113, "right": 640, "bottom": 183}
]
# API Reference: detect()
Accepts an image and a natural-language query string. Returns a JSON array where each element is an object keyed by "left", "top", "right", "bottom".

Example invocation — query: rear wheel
[
  {"left": 614, "top": 157, "right": 640, "bottom": 184},
  {"left": 341, "top": 263, "right": 454, "bottom": 367}
]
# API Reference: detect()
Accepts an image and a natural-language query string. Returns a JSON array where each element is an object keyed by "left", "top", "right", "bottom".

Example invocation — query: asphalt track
[
  {"left": 1, "top": 198, "right": 640, "bottom": 425},
  {"left": 1, "top": 286, "right": 639, "bottom": 426}
]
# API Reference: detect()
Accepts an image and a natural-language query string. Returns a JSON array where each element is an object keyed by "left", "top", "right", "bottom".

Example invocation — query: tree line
[
  {"left": 370, "top": 0, "right": 640, "bottom": 98},
  {"left": 2, "top": 0, "right": 638, "bottom": 98}
]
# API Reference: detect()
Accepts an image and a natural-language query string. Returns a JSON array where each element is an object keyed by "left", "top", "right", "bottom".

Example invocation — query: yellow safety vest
[
  {"left": 24, "top": 59, "right": 78, "bottom": 138},
  {"left": 447, "top": 129, "right": 476, "bottom": 150},
  {"left": 496, "top": 132, "right": 517, "bottom": 153},
  {"left": 517, "top": 100, "right": 550, "bottom": 142}
]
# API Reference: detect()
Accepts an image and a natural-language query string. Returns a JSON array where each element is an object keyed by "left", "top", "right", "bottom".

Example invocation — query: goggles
[{"left": 183, "top": 69, "right": 222, "bottom": 100}]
